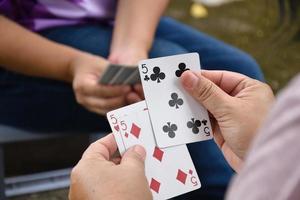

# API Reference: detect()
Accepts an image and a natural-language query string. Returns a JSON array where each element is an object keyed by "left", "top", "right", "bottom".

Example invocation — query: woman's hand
[
  {"left": 70, "top": 53, "right": 132, "bottom": 115},
  {"left": 108, "top": 48, "right": 147, "bottom": 104},
  {"left": 181, "top": 70, "right": 275, "bottom": 172},
  {"left": 69, "top": 134, "right": 152, "bottom": 200}
]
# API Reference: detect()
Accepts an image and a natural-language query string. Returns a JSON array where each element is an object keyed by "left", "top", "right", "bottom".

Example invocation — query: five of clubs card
[
  {"left": 138, "top": 53, "right": 212, "bottom": 148},
  {"left": 107, "top": 53, "right": 212, "bottom": 199}
]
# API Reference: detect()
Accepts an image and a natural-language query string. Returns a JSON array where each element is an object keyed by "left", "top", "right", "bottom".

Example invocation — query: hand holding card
[
  {"left": 107, "top": 101, "right": 200, "bottom": 200},
  {"left": 72, "top": 57, "right": 131, "bottom": 115},
  {"left": 105, "top": 53, "right": 215, "bottom": 199},
  {"left": 138, "top": 53, "right": 213, "bottom": 148},
  {"left": 69, "top": 134, "right": 152, "bottom": 200}
]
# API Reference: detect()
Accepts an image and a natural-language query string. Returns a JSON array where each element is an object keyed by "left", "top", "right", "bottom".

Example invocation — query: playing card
[
  {"left": 99, "top": 64, "right": 138, "bottom": 85},
  {"left": 99, "top": 64, "right": 122, "bottom": 84},
  {"left": 107, "top": 110, "right": 126, "bottom": 155},
  {"left": 123, "top": 68, "right": 141, "bottom": 85},
  {"left": 117, "top": 101, "right": 201, "bottom": 200},
  {"left": 107, "top": 102, "right": 148, "bottom": 155},
  {"left": 138, "top": 53, "right": 213, "bottom": 148},
  {"left": 110, "top": 65, "right": 137, "bottom": 85}
]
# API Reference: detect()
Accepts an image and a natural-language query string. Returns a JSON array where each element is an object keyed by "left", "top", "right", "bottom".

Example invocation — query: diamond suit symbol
[
  {"left": 130, "top": 123, "right": 141, "bottom": 138},
  {"left": 176, "top": 169, "right": 187, "bottom": 184},
  {"left": 150, "top": 178, "right": 161, "bottom": 193},
  {"left": 153, "top": 147, "right": 164, "bottom": 162}
]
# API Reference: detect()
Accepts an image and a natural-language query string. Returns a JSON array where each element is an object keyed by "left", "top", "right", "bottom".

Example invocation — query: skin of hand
[
  {"left": 181, "top": 70, "right": 275, "bottom": 172},
  {"left": 70, "top": 53, "right": 132, "bottom": 115},
  {"left": 108, "top": 48, "right": 147, "bottom": 104},
  {"left": 69, "top": 134, "right": 152, "bottom": 200},
  {"left": 0, "top": 16, "right": 132, "bottom": 115},
  {"left": 108, "top": 0, "right": 169, "bottom": 104}
]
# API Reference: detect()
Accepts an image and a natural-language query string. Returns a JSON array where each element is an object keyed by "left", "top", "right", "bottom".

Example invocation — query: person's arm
[
  {"left": 108, "top": 0, "right": 169, "bottom": 103},
  {"left": 226, "top": 75, "right": 300, "bottom": 200},
  {"left": 108, "top": 0, "right": 169, "bottom": 65},
  {"left": 0, "top": 15, "right": 86, "bottom": 82},
  {"left": 0, "top": 15, "right": 131, "bottom": 115}
]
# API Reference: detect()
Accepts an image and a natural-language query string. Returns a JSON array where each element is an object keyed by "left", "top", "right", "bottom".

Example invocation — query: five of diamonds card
[{"left": 107, "top": 53, "right": 212, "bottom": 200}]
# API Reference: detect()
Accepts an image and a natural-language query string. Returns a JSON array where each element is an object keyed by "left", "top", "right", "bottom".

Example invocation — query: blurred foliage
[{"left": 166, "top": 0, "right": 300, "bottom": 92}]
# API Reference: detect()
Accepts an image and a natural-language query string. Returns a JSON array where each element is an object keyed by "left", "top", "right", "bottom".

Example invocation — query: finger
[
  {"left": 134, "top": 84, "right": 145, "bottom": 99},
  {"left": 97, "top": 85, "right": 131, "bottom": 98},
  {"left": 111, "top": 150, "right": 121, "bottom": 164},
  {"left": 76, "top": 78, "right": 131, "bottom": 98},
  {"left": 221, "top": 143, "right": 244, "bottom": 172},
  {"left": 180, "top": 70, "right": 232, "bottom": 117},
  {"left": 82, "top": 134, "right": 118, "bottom": 161},
  {"left": 111, "top": 157, "right": 121, "bottom": 165},
  {"left": 84, "top": 96, "right": 127, "bottom": 111},
  {"left": 84, "top": 106, "right": 106, "bottom": 115},
  {"left": 212, "top": 125, "right": 224, "bottom": 150},
  {"left": 126, "top": 92, "right": 142, "bottom": 104},
  {"left": 121, "top": 145, "right": 146, "bottom": 169},
  {"left": 200, "top": 70, "right": 253, "bottom": 96}
]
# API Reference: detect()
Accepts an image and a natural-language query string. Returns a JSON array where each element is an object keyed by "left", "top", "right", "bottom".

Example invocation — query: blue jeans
[{"left": 0, "top": 17, "right": 263, "bottom": 199}]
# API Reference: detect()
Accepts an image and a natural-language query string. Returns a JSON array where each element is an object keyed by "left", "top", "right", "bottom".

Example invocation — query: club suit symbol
[
  {"left": 150, "top": 66, "right": 165, "bottom": 83},
  {"left": 187, "top": 118, "right": 201, "bottom": 134},
  {"left": 162, "top": 122, "right": 177, "bottom": 138},
  {"left": 175, "top": 62, "right": 190, "bottom": 77},
  {"left": 169, "top": 93, "right": 184, "bottom": 109}
]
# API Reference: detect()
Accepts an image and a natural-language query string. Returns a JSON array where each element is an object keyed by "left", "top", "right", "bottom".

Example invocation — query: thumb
[
  {"left": 181, "top": 70, "right": 231, "bottom": 117},
  {"left": 121, "top": 145, "right": 146, "bottom": 169}
]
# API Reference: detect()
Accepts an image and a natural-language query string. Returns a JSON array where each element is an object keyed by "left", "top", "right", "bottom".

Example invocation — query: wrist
[
  {"left": 109, "top": 46, "right": 148, "bottom": 65},
  {"left": 66, "top": 52, "right": 83, "bottom": 83},
  {"left": 112, "top": 41, "right": 150, "bottom": 53},
  {"left": 110, "top": 36, "right": 151, "bottom": 56},
  {"left": 67, "top": 51, "right": 107, "bottom": 82}
]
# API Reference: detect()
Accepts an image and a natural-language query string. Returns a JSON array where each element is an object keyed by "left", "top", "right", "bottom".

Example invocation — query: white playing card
[
  {"left": 107, "top": 110, "right": 126, "bottom": 155},
  {"left": 117, "top": 101, "right": 201, "bottom": 200},
  {"left": 138, "top": 53, "right": 213, "bottom": 148},
  {"left": 107, "top": 102, "right": 149, "bottom": 155}
]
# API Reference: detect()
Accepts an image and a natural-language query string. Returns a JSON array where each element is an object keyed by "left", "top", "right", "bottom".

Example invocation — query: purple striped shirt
[{"left": 0, "top": 0, "right": 117, "bottom": 31}]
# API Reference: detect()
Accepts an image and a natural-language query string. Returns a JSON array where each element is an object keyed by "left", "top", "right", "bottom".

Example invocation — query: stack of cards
[
  {"left": 99, "top": 64, "right": 140, "bottom": 85},
  {"left": 107, "top": 53, "right": 213, "bottom": 200}
]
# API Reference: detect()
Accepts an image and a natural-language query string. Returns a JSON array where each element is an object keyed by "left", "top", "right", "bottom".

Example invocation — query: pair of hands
[
  {"left": 69, "top": 70, "right": 275, "bottom": 199},
  {"left": 70, "top": 49, "right": 146, "bottom": 115}
]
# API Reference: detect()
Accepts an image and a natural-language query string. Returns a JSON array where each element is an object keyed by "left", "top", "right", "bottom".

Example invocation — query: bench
[{"left": 0, "top": 125, "right": 104, "bottom": 199}]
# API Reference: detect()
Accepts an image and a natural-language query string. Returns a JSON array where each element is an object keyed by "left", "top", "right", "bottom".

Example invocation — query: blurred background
[
  {"left": 168, "top": 0, "right": 299, "bottom": 92},
  {"left": 8, "top": 0, "right": 300, "bottom": 199}
]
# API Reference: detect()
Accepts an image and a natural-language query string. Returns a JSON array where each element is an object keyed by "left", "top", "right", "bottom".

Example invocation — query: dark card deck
[{"left": 99, "top": 64, "right": 140, "bottom": 85}]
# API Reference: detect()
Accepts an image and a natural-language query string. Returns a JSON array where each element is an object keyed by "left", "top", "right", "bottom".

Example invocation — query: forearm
[
  {"left": 110, "top": 0, "right": 169, "bottom": 53},
  {"left": 0, "top": 16, "right": 87, "bottom": 82}
]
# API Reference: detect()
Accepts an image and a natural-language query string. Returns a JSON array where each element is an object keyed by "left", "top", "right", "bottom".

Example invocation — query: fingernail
[
  {"left": 183, "top": 72, "right": 198, "bottom": 90},
  {"left": 133, "top": 145, "right": 146, "bottom": 160}
]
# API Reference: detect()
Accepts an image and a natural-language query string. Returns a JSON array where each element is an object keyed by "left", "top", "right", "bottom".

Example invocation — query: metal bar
[
  {"left": 0, "top": 146, "right": 6, "bottom": 200},
  {"left": 5, "top": 168, "right": 71, "bottom": 197}
]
